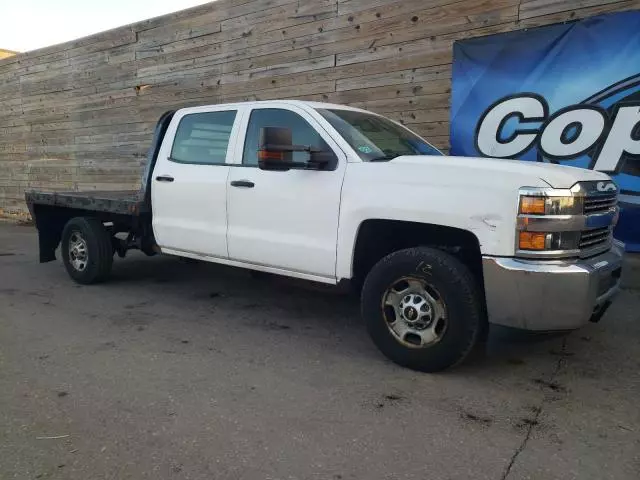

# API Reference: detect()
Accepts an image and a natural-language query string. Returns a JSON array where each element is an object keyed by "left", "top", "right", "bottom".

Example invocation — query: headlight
[
  {"left": 519, "top": 195, "right": 581, "bottom": 215},
  {"left": 518, "top": 231, "right": 581, "bottom": 251},
  {"left": 516, "top": 184, "right": 616, "bottom": 258},
  {"left": 517, "top": 188, "right": 582, "bottom": 254}
]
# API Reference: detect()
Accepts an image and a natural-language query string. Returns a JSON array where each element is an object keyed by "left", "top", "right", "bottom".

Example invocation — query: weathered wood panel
[
  {"left": 1, "top": 0, "right": 639, "bottom": 217},
  {"left": 517, "top": 0, "right": 640, "bottom": 26},
  {"left": 519, "top": 0, "right": 624, "bottom": 19}
]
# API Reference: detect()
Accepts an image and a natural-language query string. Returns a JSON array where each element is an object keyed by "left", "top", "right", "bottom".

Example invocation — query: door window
[
  {"left": 171, "top": 110, "right": 237, "bottom": 165},
  {"left": 242, "top": 108, "right": 333, "bottom": 167}
]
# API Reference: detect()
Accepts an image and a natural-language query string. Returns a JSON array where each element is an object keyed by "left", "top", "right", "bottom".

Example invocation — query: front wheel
[
  {"left": 61, "top": 217, "right": 114, "bottom": 284},
  {"left": 361, "top": 247, "right": 483, "bottom": 372}
]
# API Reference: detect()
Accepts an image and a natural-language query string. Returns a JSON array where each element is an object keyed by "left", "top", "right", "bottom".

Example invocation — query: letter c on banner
[{"left": 475, "top": 94, "right": 548, "bottom": 158}]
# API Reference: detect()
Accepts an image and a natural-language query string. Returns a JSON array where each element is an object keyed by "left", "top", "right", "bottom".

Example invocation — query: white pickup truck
[{"left": 26, "top": 100, "right": 624, "bottom": 372}]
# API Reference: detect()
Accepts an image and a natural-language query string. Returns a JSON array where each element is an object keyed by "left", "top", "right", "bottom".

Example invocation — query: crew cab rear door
[
  {"left": 226, "top": 104, "right": 347, "bottom": 281},
  {"left": 151, "top": 105, "right": 246, "bottom": 258}
]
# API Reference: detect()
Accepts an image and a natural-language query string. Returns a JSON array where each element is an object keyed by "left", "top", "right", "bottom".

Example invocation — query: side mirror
[
  {"left": 258, "top": 126, "right": 332, "bottom": 171},
  {"left": 258, "top": 127, "right": 293, "bottom": 171}
]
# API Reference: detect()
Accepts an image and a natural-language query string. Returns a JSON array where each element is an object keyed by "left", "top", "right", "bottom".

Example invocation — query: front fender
[{"left": 335, "top": 163, "right": 525, "bottom": 280}]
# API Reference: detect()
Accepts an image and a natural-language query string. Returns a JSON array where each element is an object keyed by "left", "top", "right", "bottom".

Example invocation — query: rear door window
[{"left": 171, "top": 110, "right": 237, "bottom": 165}]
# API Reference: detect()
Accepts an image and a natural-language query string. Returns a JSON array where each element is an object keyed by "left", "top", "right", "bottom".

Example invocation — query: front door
[
  {"left": 226, "top": 106, "right": 346, "bottom": 279},
  {"left": 152, "top": 107, "right": 243, "bottom": 258}
]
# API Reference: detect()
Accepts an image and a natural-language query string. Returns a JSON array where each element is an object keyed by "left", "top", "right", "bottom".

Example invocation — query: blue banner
[{"left": 451, "top": 11, "right": 640, "bottom": 251}]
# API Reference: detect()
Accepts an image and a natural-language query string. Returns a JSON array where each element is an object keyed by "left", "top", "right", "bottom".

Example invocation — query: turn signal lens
[
  {"left": 258, "top": 149, "right": 284, "bottom": 161},
  {"left": 518, "top": 194, "right": 579, "bottom": 215},
  {"left": 519, "top": 232, "right": 548, "bottom": 250},
  {"left": 519, "top": 196, "right": 546, "bottom": 215}
]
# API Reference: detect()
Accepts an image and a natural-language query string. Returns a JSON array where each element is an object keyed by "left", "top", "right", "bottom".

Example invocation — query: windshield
[{"left": 317, "top": 108, "right": 443, "bottom": 161}]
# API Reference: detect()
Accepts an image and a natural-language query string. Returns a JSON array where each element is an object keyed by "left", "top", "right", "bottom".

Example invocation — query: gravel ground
[{"left": 1, "top": 223, "right": 639, "bottom": 480}]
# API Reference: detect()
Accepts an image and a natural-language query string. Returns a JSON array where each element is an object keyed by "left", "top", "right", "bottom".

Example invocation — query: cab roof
[{"left": 176, "top": 99, "right": 371, "bottom": 115}]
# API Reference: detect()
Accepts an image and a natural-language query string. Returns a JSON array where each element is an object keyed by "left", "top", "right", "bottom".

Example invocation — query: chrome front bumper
[{"left": 482, "top": 241, "right": 624, "bottom": 331}]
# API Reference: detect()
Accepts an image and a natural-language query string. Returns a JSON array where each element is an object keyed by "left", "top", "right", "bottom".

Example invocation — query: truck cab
[{"left": 26, "top": 100, "right": 624, "bottom": 372}]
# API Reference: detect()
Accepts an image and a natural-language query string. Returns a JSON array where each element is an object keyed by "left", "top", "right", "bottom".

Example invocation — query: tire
[
  {"left": 61, "top": 217, "right": 114, "bottom": 285},
  {"left": 361, "top": 247, "right": 483, "bottom": 373}
]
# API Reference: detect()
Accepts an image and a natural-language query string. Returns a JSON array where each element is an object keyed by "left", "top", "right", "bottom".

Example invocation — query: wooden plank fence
[{"left": 1, "top": 0, "right": 639, "bottom": 217}]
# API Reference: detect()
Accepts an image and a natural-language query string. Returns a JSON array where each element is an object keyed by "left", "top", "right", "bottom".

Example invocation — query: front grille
[
  {"left": 583, "top": 193, "right": 617, "bottom": 214},
  {"left": 579, "top": 227, "right": 612, "bottom": 250},
  {"left": 579, "top": 186, "right": 618, "bottom": 255}
]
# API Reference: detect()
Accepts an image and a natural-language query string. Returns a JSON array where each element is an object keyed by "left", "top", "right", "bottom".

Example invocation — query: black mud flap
[{"left": 33, "top": 208, "right": 64, "bottom": 263}]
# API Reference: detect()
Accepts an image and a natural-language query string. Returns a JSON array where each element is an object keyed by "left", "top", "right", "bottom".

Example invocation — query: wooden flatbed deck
[{"left": 25, "top": 190, "right": 148, "bottom": 216}]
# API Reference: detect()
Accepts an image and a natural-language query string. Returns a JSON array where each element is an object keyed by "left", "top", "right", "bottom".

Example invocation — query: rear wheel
[
  {"left": 61, "top": 217, "right": 113, "bottom": 284},
  {"left": 361, "top": 247, "right": 483, "bottom": 372}
]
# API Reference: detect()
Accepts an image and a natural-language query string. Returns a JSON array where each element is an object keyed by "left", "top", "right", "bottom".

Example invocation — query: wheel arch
[{"left": 348, "top": 219, "right": 485, "bottom": 294}]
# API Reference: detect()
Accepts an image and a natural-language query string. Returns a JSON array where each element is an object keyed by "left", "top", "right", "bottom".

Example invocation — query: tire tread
[
  {"left": 61, "top": 217, "right": 113, "bottom": 284},
  {"left": 361, "top": 246, "right": 483, "bottom": 372}
]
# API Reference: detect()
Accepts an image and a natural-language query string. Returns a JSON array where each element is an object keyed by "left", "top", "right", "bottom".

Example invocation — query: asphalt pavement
[{"left": 0, "top": 222, "right": 638, "bottom": 480}]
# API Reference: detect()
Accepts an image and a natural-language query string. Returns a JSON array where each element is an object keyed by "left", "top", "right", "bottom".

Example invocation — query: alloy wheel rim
[
  {"left": 382, "top": 277, "right": 447, "bottom": 348},
  {"left": 68, "top": 231, "right": 88, "bottom": 272}
]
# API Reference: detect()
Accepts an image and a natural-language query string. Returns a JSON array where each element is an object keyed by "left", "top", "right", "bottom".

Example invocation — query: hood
[{"left": 388, "top": 155, "right": 610, "bottom": 189}]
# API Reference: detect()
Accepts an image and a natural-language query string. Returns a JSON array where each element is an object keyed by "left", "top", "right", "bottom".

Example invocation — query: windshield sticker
[{"left": 357, "top": 145, "right": 373, "bottom": 153}]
